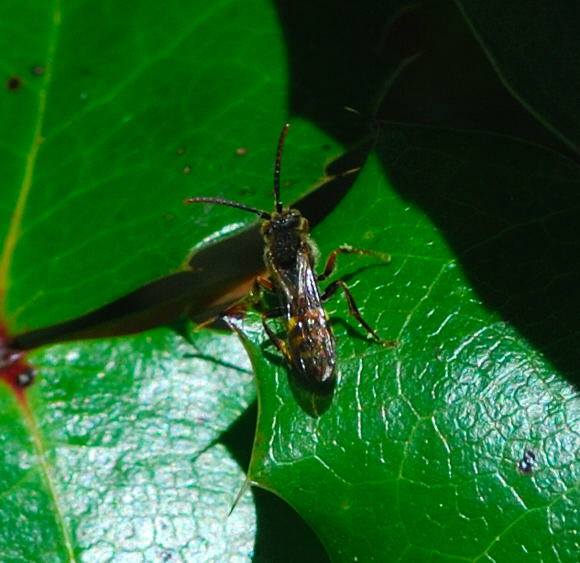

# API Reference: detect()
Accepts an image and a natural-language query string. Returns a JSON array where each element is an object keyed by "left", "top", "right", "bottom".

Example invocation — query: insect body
[
  {"left": 186, "top": 124, "right": 392, "bottom": 390},
  {"left": 260, "top": 205, "right": 335, "bottom": 383}
]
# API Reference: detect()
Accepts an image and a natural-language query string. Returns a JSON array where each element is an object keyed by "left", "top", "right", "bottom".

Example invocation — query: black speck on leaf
[{"left": 6, "top": 75, "right": 23, "bottom": 91}]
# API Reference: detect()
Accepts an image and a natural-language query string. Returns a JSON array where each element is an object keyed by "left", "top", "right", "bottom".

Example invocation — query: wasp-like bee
[{"left": 186, "top": 124, "right": 393, "bottom": 390}]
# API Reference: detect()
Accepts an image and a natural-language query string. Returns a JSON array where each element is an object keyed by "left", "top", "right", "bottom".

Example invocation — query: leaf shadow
[
  {"left": 272, "top": 0, "right": 579, "bottom": 387},
  {"left": 15, "top": 145, "right": 365, "bottom": 350},
  {"left": 219, "top": 404, "right": 330, "bottom": 563},
  {"left": 376, "top": 126, "right": 580, "bottom": 386}
]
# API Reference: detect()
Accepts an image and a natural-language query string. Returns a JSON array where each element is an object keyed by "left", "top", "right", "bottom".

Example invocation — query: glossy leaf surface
[
  {"left": 242, "top": 127, "right": 580, "bottom": 562},
  {"left": 0, "top": 327, "right": 256, "bottom": 560},
  {"left": 0, "top": 0, "right": 294, "bottom": 333},
  {"left": 1, "top": 0, "right": 579, "bottom": 561}
]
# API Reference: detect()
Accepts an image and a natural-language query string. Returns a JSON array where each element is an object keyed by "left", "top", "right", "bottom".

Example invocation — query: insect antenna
[
  {"left": 273, "top": 123, "right": 291, "bottom": 213},
  {"left": 184, "top": 196, "right": 271, "bottom": 219}
]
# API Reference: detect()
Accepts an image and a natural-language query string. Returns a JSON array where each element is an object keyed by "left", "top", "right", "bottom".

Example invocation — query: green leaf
[
  {"left": 0, "top": 0, "right": 302, "bottom": 333},
  {"left": 2, "top": 1, "right": 579, "bottom": 561},
  {"left": 239, "top": 126, "right": 580, "bottom": 562},
  {"left": 5, "top": 122, "right": 577, "bottom": 560},
  {"left": 0, "top": 326, "right": 257, "bottom": 561},
  {"left": 457, "top": 0, "right": 580, "bottom": 151},
  {"left": 0, "top": 2, "right": 344, "bottom": 558}
]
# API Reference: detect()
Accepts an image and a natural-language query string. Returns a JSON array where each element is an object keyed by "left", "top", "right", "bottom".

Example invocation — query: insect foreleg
[
  {"left": 318, "top": 245, "right": 390, "bottom": 281},
  {"left": 322, "top": 279, "right": 396, "bottom": 346}
]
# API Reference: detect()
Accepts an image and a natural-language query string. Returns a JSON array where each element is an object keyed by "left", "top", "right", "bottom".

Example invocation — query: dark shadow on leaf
[
  {"left": 15, "top": 153, "right": 367, "bottom": 351},
  {"left": 14, "top": 225, "right": 264, "bottom": 348},
  {"left": 219, "top": 401, "right": 256, "bottom": 470},
  {"left": 287, "top": 374, "right": 335, "bottom": 416},
  {"left": 329, "top": 317, "right": 381, "bottom": 345},
  {"left": 274, "top": 0, "right": 579, "bottom": 387},
  {"left": 376, "top": 125, "right": 580, "bottom": 386},
  {"left": 273, "top": 0, "right": 407, "bottom": 144},
  {"left": 219, "top": 404, "right": 330, "bottom": 562}
]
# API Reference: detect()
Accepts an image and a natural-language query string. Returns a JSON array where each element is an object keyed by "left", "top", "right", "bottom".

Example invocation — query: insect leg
[
  {"left": 261, "top": 313, "right": 293, "bottom": 363},
  {"left": 256, "top": 275, "right": 274, "bottom": 292},
  {"left": 194, "top": 275, "right": 272, "bottom": 331},
  {"left": 318, "top": 245, "right": 390, "bottom": 281},
  {"left": 322, "top": 279, "right": 396, "bottom": 346},
  {"left": 193, "top": 299, "right": 251, "bottom": 332}
]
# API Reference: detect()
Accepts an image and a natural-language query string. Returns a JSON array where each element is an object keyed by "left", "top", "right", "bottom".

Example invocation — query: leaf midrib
[{"left": 0, "top": 3, "right": 61, "bottom": 319}]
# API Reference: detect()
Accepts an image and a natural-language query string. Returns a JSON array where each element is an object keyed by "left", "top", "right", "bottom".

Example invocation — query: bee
[{"left": 186, "top": 124, "right": 393, "bottom": 390}]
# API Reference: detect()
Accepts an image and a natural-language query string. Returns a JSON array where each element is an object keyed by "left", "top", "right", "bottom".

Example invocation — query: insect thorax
[
  {"left": 261, "top": 209, "right": 315, "bottom": 269},
  {"left": 269, "top": 230, "right": 302, "bottom": 267}
]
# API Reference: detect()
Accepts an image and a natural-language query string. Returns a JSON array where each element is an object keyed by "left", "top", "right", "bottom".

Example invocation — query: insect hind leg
[
  {"left": 318, "top": 245, "right": 390, "bottom": 281},
  {"left": 322, "top": 279, "right": 396, "bottom": 347},
  {"left": 261, "top": 312, "right": 293, "bottom": 363}
]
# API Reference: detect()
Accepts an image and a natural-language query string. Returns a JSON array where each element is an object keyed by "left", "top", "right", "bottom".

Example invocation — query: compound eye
[{"left": 285, "top": 212, "right": 300, "bottom": 227}]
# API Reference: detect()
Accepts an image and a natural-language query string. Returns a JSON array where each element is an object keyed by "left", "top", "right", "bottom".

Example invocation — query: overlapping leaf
[
  {"left": 242, "top": 128, "right": 580, "bottom": 561},
  {"left": 0, "top": 0, "right": 294, "bottom": 334},
  {"left": 0, "top": 327, "right": 256, "bottom": 560},
  {"left": 1, "top": 0, "right": 579, "bottom": 561}
]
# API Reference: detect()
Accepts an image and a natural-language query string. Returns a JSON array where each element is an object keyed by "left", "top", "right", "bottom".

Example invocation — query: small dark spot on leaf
[
  {"left": 6, "top": 75, "right": 23, "bottom": 91},
  {"left": 236, "top": 146, "right": 248, "bottom": 156},
  {"left": 183, "top": 166, "right": 191, "bottom": 175},
  {"left": 31, "top": 65, "right": 45, "bottom": 76},
  {"left": 322, "top": 144, "right": 331, "bottom": 151},
  {"left": 517, "top": 450, "right": 537, "bottom": 474},
  {"left": 177, "top": 148, "right": 185, "bottom": 155},
  {"left": 16, "top": 368, "right": 35, "bottom": 388},
  {"left": 160, "top": 550, "right": 173, "bottom": 561}
]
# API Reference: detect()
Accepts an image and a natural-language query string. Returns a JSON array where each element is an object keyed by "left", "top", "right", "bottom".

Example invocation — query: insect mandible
[{"left": 186, "top": 124, "right": 394, "bottom": 390}]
